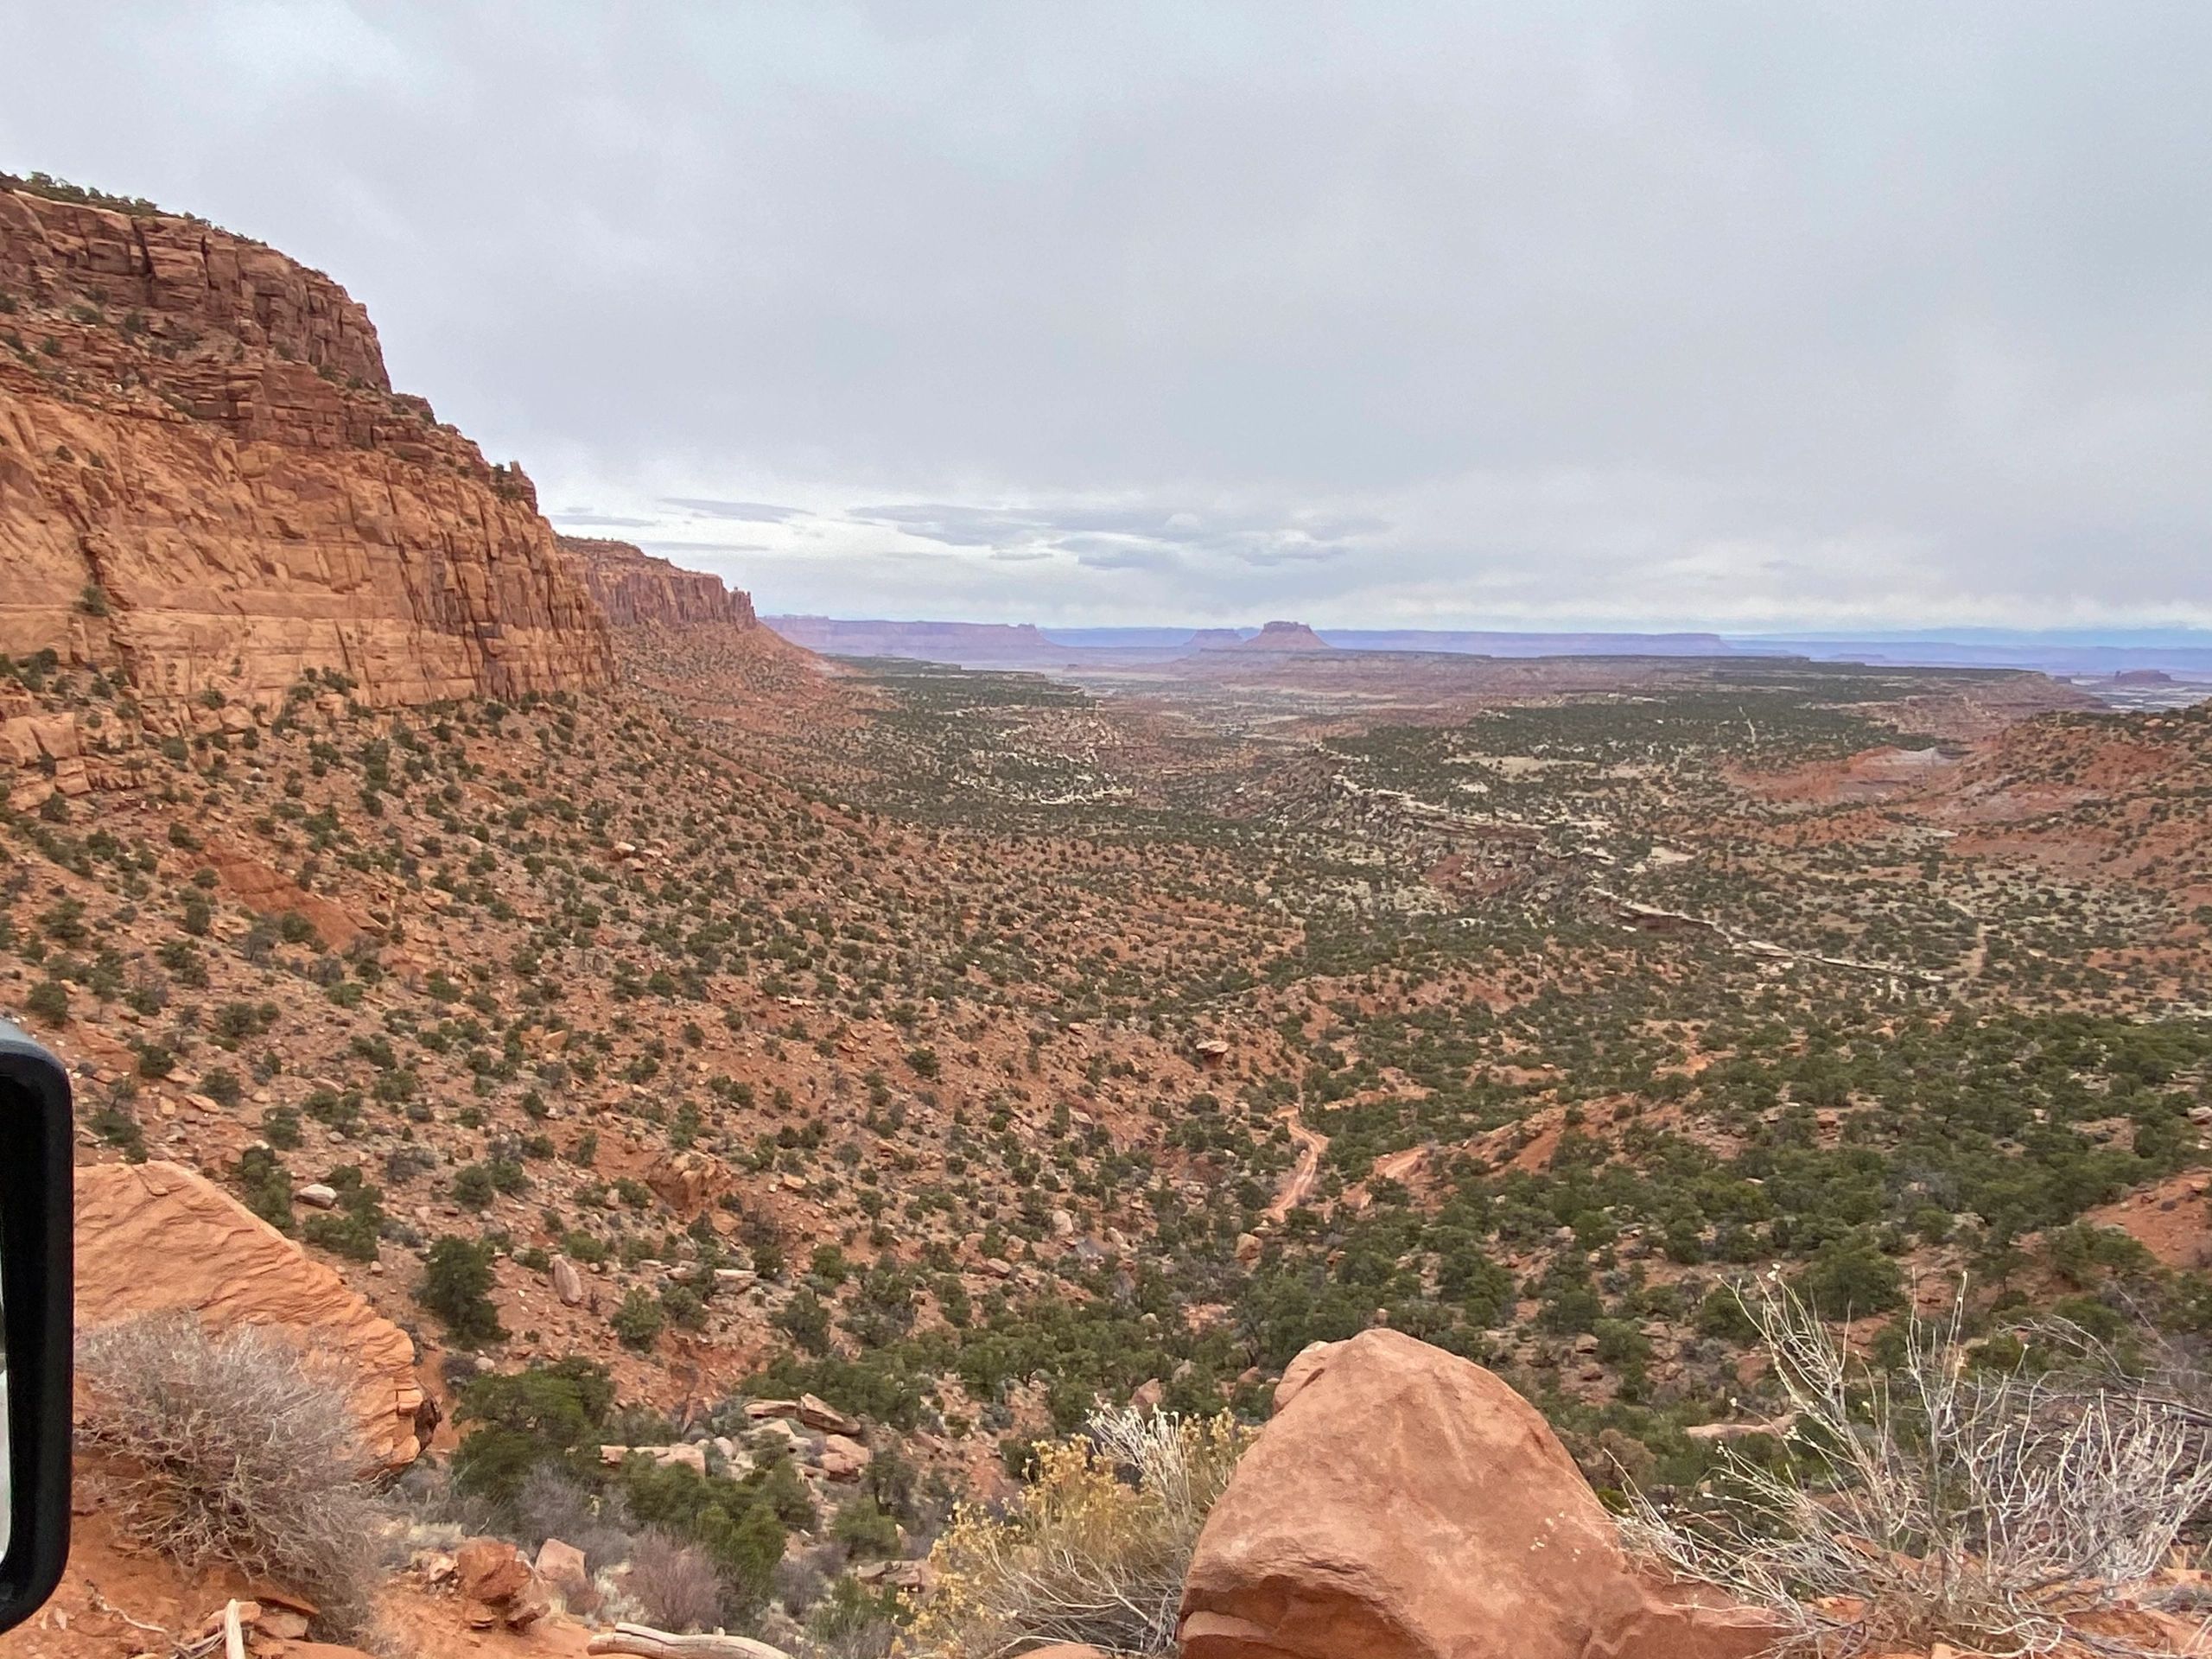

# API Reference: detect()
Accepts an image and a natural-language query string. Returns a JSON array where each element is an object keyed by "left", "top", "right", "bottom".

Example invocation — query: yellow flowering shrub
[{"left": 904, "top": 1408, "right": 1253, "bottom": 1659}]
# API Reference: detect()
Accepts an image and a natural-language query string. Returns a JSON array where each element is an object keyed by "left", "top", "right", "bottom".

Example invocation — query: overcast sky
[{"left": 7, "top": 3, "right": 2212, "bottom": 630}]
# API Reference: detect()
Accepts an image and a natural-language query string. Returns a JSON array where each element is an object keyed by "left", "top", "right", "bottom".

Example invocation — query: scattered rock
[
  {"left": 537, "top": 1536, "right": 598, "bottom": 1613},
  {"left": 798, "top": 1393, "right": 861, "bottom": 1435},
  {"left": 295, "top": 1182, "right": 340, "bottom": 1211},
  {"left": 256, "top": 1607, "right": 312, "bottom": 1641},
  {"left": 552, "top": 1255, "right": 587, "bottom": 1306},
  {"left": 503, "top": 1571, "right": 555, "bottom": 1630},
  {"left": 820, "top": 1433, "right": 872, "bottom": 1481}
]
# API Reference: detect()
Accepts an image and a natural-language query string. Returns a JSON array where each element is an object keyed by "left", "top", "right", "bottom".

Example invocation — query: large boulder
[
  {"left": 1178, "top": 1329, "right": 1777, "bottom": 1659},
  {"left": 75, "top": 1160, "right": 427, "bottom": 1471},
  {"left": 456, "top": 1538, "right": 533, "bottom": 1605},
  {"left": 537, "top": 1536, "right": 600, "bottom": 1614}
]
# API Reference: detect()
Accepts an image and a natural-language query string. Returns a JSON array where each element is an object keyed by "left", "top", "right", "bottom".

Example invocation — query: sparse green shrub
[
  {"left": 302, "top": 1167, "right": 384, "bottom": 1262},
  {"left": 235, "top": 1145, "right": 293, "bottom": 1233},
  {"left": 453, "top": 1164, "right": 497, "bottom": 1211},
  {"left": 419, "top": 1235, "right": 505, "bottom": 1345},
  {"left": 452, "top": 1357, "right": 613, "bottom": 1509},
  {"left": 774, "top": 1287, "right": 832, "bottom": 1356},
  {"left": 25, "top": 976, "right": 68, "bottom": 1025},
  {"left": 613, "top": 1287, "right": 665, "bottom": 1351}
]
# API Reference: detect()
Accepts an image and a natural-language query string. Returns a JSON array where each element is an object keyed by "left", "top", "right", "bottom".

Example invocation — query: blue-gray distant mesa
[{"left": 8, "top": 2, "right": 2212, "bottom": 631}]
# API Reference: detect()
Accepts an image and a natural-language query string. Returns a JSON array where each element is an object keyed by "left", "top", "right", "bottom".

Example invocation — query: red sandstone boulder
[
  {"left": 75, "top": 1160, "right": 426, "bottom": 1471},
  {"left": 798, "top": 1392, "right": 863, "bottom": 1435},
  {"left": 456, "top": 1538, "right": 533, "bottom": 1605},
  {"left": 455, "top": 1536, "right": 555, "bottom": 1629},
  {"left": 1179, "top": 1329, "right": 1777, "bottom": 1659},
  {"left": 645, "top": 1149, "right": 727, "bottom": 1216},
  {"left": 537, "top": 1537, "right": 599, "bottom": 1614}
]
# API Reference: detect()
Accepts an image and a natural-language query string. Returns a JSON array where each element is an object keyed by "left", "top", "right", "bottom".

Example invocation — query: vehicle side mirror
[{"left": 0, "top": 1019, "right": 72, "bottom": 1634}]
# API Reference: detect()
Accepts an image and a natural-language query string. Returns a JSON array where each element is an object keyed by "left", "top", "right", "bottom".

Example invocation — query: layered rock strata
[
  {"left": 0, "top": 180, "right": 612, "bottom": 713},
  {"left": 557, "top": 535, "right": 758, "bottom": 629}
]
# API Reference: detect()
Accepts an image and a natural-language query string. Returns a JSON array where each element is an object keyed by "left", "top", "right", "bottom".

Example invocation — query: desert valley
[{"left": 5, "top": 170, "right": 2212, "bottom": 1659}]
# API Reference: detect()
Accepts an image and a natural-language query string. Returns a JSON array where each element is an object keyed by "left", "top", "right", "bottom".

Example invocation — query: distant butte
[
  {"left": 1182, "top": 627, "right": 1247, "bottom": 651},
  {"left": 1226, "top": 620, "right": 1334, "bottom": 652}
]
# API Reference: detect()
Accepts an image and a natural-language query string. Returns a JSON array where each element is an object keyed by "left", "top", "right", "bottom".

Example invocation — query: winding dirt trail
[{"left": 1268, "top": 1109, "right": 1329, "bottom": 1222}]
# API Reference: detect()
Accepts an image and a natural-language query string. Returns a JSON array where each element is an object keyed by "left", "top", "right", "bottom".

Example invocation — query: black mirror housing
[{"left": 0, "top": 1019, "right": 72, "bottom": 1634}]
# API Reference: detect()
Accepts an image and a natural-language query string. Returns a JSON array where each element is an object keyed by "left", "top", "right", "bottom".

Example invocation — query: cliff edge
[
  {"left": 556, "top": 535, "right": 758, "bottom": 629},
  {"left": 0, "top": 176, "right": 612, "bottom": 712}
]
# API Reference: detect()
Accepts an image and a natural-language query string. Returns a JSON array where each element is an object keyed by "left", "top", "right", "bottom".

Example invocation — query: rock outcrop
[
  {"left": 0, "top": 179, "right": 613, "bottom": 713},
  {"left": 75, "top": 1160, "right": 427, "bottom": 1471},
  {"left": 1178, "top": 1329, "right": 1777, "bottom": 1659},
  {"left": 558, "top": 536, "right": 757, "bottom": 629},
  {"left": 454, "top": 1536, "right": 554, "bottom": 1630}
]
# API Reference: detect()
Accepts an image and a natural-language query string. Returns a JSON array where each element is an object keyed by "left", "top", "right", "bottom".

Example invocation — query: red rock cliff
[
  {"left": 557, "top": 535, "right": 758, "bottom": 629},
  {"left": 0, "top": 179, "right": 613, "bottom": 709}
]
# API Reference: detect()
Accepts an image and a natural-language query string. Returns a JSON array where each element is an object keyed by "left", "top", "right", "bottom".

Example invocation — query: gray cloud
[
  {"left": 637, "top": 538, "right": 773, "bottom": 556},
  {"left": 9, "top": 2, "right": 2212, "bottom": 627},
  {"left": 660, "top": 498, "right": 807, "bottom": 522},
  {"left": 550, "top": 512, "right": 661, "bottom": 530}
]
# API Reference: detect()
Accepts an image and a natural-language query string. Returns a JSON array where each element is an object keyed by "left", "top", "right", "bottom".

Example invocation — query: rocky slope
[
  {"left": 557, "top": 536, "right": 758, "bottom": 629},
  {"left": 0, "top": 179, "right": 611, "bottom": 717}
]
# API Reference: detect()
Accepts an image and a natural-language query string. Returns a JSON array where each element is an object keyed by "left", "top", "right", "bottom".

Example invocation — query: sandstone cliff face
[
  {"left": 557, "top": 535, "right": 758, "bottom": 629},
  {"left": 0, "top": 181, "right": 612, "bottom": 712}
]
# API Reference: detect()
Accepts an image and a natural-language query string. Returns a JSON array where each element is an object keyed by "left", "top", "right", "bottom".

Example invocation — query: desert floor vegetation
[
  {"left": 75, "top": 1312, "right": 389, "bottom": 1637},
  {"left": 1622, "top": 1280, "right": 2212, "bottom": 1657},
  {"left": 906, "top": 1406, "right": 1252, "bottom": 1659}
]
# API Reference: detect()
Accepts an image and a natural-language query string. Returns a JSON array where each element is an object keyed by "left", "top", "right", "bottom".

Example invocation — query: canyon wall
[
  {"left": 0, "top": 180, "right": 612, "bottom": 711},
  {"left": 556, "top": 535, "right": 758, "bottom": 629}
]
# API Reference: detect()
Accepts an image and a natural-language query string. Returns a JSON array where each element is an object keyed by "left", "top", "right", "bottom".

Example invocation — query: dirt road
[{"left": 1267, "top": 1109, "right": 1329, "bottom": 1222}]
